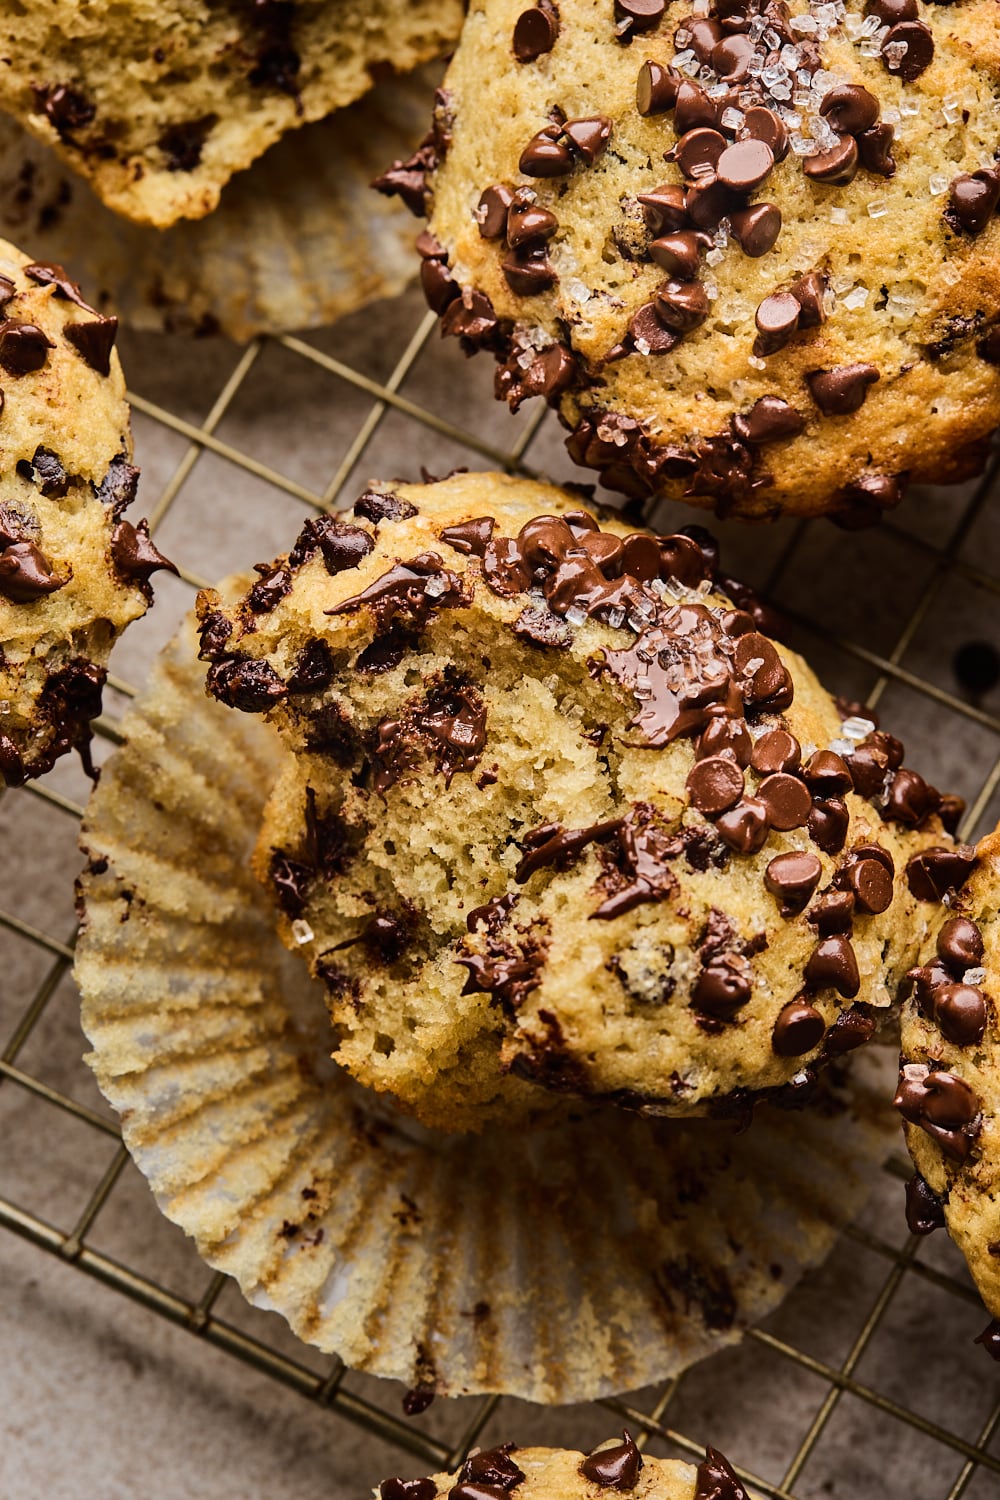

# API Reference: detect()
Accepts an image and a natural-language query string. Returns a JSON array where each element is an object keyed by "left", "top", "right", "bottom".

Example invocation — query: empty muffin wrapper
[
  {"left": 0, "top": 70, "right": 435, "bottom": 341},
  {"left": 75, "top": 602, "right": 899, "bottom": 1403}
]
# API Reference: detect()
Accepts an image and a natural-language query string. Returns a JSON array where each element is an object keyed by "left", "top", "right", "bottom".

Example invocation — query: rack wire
[{"left": 2, "top": 285, "right": 1000, "bottom": 1498}]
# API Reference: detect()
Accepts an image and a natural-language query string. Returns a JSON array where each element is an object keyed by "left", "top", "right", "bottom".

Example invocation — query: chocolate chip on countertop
[
  {"left": 580, "top": 1432, "right": 643, "bottom": 1490},
  {"left": 513, "top": 1, "right": 559, "bottom": 62}
]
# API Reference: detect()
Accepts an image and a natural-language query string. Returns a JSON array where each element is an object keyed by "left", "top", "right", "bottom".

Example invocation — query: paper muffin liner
[
  {"left": 75, "top": 602, "right": 899, "bottom": 1404},
  {"left": 0, "top": 70, "right": 435, "bottom": 340}
]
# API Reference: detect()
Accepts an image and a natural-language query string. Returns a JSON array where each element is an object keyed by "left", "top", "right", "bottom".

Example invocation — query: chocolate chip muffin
[
  {"left": 377, "top": 0, "right": 1000, "bottom": 523},
  {"left": 197, "top": 471, "right": 954, "bottom": 1131},
  {"left": 0, "top": 0, "right": 464, "bottom": 227},
  {"left": 378, "top": 1438, "right": 749, "bottom": 1500},
  {"left": 896, "top": 824, "right": 1000, "bottom": 1363},
  {"left": 0, "top": 239, "right": 173, "bottom": 785}
]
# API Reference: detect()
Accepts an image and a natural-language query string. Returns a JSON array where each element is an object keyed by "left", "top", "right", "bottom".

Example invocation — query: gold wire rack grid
[{"left": 1, "top": 285, "right": 1000, "bottom": 1498}]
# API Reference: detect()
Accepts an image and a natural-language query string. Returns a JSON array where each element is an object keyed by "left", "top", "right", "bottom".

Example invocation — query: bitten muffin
[
  {"left": 0, "top": 0, "right": 464, "bottom": 227},
  {"left": 896, "top": 824, "right": 1000, "bottom": 1362},
  {"left": 197, "top": 471, "right": 954, "bottom": 1132},
  {"left": 0, "top": 239, "right": 172, "bottom": 786},
  {"left": 377, "top": 1437, "right": 750, "bottom": 1500},
  {"left": 377, "top": 0, "right": 1000, "bottom": 523}
]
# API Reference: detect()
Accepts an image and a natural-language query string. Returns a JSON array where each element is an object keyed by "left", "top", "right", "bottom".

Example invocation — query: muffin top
[{"left": 379, "top": 0, "right": 1000, "bottom": 521}]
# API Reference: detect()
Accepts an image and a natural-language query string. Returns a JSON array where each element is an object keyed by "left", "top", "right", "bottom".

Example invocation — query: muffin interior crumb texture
[
  {"left": 377, "top": 0, "right": 1000, "bottom": 521},
  {"left": 0, "top": 0, "right": 465, "bottom": 227},
  {"left": 198, "top": 471, "right": 959, "bottom": 1132}
]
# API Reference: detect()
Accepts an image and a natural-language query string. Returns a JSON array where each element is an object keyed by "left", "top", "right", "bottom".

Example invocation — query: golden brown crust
[{"left": 392, "top": 0, "right": 1000, "bottom": 521}]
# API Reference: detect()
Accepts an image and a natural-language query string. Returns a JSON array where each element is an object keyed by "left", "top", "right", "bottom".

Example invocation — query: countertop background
[{"left": 1, "top": 283, "right": 1000, "bottom": 1499}]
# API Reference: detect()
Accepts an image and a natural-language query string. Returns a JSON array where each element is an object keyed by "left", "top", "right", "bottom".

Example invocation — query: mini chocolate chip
[
  {"left": 906, "top": 845, "right": 977, "bottom": 901},
  {"left": 110, "top": 519, "right": 178, "bottom": 585},
  {"left": 693, "top": 959, "right": 752, "bottom": 1017},
  {"left": 477, "top": 184, "right": 514, "bottom": 239},
  {"left": 945, "top": 171, "right": 1000, "bottom": 237},
  {"left": 717, "top": 138, "right": 774, "bottom": 192},
  {"left": 773, "top": 999, "right": 825, "bottom": 1056},
  {"left": 858, "top": 122, "right": 896, "bottom": 177},
  {"left": 637, "top": 184, "right": 690, "bottom": 234},
  {"left": 756, "top": 772, "right": 811, "bottom": 831},
  {"left": 805, "top": 935, "right": 860, "bottom": 997},
  {"left": 937, "top": 916, "right": 985, "bottom": 973},
  {"left": 698, "top": 716, "right": 752, "bottom": 766},
  {"left": 562, "top": 115, "right": 613, "bottom": 164},
  {"left": 0, "top": 541, "right": 64, "bottom": 602},
  {"left": 808, "top": 890, "right": 855, "bottom": 936},
  {"left": 519, "top": 126, "right": 573, "bottom": 176},
  {"left": 687, "top": 754, "right": 745, "bottom": 815},
  {"left": 506, "top": 200, "right": 558, "bottom": 249},
  {"left": 649, "top": 230, "right": 711, "bottom": 278},
  {"left": 732, "top": 396, "right": 804, "bottom": 445},
  {"left": 64, "top": 316, "right": 118, "bottom": 376},
  {"left": 882, "top": 20, "right": 933, "bottom": 81},
  {"left": 933, "top": 983, "right": 988, "bottom": 1047},
  {"left": 656, "top": 279, "right": 709, "bottom": 332},
  {"left": 808, "top": 797, "right": 849, "bottom": 854},
  {"left": 615, "top": 0, "right": 666, "bottom": 34},
  {"left": 825, "top": 1007, "right": 877, "bottom": 1053},
  {"left": 840, "top": 857, "right": 893, "bottom": 914},
  {"left": 673, "top": 127, "right": 727, "bottom": 182},
  {"left": 729, "top": 203, "right": 781, "bottom": 257},
  {"left": 807, "top": 364, "right": 880, "bottom": 416},
  {"left": 0, "top": 320, "right": 54, "bottom": 376},
  {"left": 715, "top": 797, "right": 770, "bottom": 854},
  {"left": 884, "top": 768, "right": 938, "bottom": 827},
  {"left": 905, "top": 1172, "right": 945, "bottom": 1235},
  {"left": 502, "top": 250, "right": 557, "bottom": 296},
  {"left": 789, "top": 271, "right": 828, "bottom": 328},
  {"left": 685, "top": 176, "right": 740, "bottom": 231},
  {"left": 820, "top": 84, "right": 879, "bottom": 135},
  {"left": 636, "top": 60, "right": 679, "bottom": 115},
  {"left": 754, "top": 292, "right": 800, "bottom": 355},
  {"left": 628, "top": 302, "right": 681, "bottom": 353},
  {"left": 711, "top": 32, "right": 755, "bottom": 80},
  {"left": 742, "top": 106, "right": 788, "bottom": 162},
  {"left": 803, "top": 135, "right": 859, "bottom": 185},
  {"left": 802, "top": 750, "right": 853, "bottom": 796},
  {"left": 764, "top": 850, "right": 822, "bottom": 913},
  {"left": 580, "top": 1432, "right": 643, "bottom": 1490},
  {"left": 513, "top": 1, "right": 559, "bottom": 62},
  {"left": 380, "top": 1479, "right": 437, "bottom": 1500},
  {"left": 865, "top": 0, "right": 917, "bottom": 21}
]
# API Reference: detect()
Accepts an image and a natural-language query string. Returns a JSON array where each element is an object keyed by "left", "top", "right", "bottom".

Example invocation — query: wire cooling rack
[{"left": 1, "top": 283, "right": 1000, "bottom": 1499}]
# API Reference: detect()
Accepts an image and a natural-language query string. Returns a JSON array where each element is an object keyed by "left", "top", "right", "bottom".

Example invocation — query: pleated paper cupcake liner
[
  {"left": 74, "top": 602, "right": 899, "bottom": 1403},
  {"left": 0, "top": 70, "right": 435, "bottom": 340}
]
